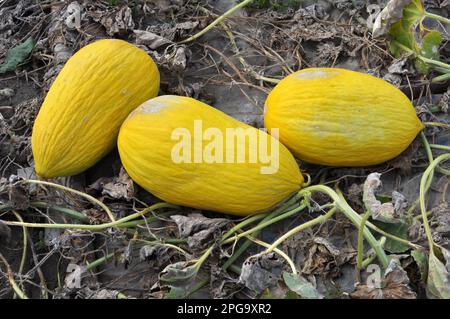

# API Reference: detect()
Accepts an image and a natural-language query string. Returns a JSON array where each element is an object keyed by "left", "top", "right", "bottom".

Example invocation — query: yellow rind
[
  {"left": 118, "top": 95, "right": 303, "bottom": 216},
  {"left": 32, "top": 39, "right": 160, "bottom": 178},
  {"left": 264, "top": 68, "right": 424, "bottom": 166}
]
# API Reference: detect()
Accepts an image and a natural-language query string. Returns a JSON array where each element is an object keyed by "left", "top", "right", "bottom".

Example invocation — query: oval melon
[
  {"left": 32, "top": 39, "right": 160, "bottom": 178},
  {"left": 118, "top": 95, "right": 303, "bottom": 216},
  {"left": 264, "top": 68, "right": 424, "bottom": 166}
]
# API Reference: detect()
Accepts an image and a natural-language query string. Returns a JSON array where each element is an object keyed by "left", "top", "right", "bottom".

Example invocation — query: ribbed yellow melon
[
  {"left": 264, "top": 68, "right": 424, "bottom": 166},
  {"left": 118, "top": 95, "right": 303, "bottom": 216},
  {"left": 32, "top": 39, "right": 159, "bottom": 178}
]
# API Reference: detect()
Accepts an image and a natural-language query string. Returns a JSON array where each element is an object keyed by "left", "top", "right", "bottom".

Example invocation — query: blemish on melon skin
[
  {"left": 126, "top": 101, "right": 168, "bottom": 120},
  {"left": 129, "top": 96, "right": 180, "bottom": 118},
  {"left": 120, "top": 88, "right": 133, "bottom": 98},
  {"left": 140, "top": 101, "right": 168, "bottom": 114},
  {"left": 294, "top": 70, "right": 335, "bottom": 80}
]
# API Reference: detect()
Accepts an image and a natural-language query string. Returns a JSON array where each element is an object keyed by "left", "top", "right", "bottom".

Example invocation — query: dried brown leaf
[
  {"left": 134, "top": 30, "right": 172, "bottom": 49},
  {"left": 363, "top": 173, "right": 405, "bottom": 223},
  {"left": 351, "top": 260, "right": 417, "bottom": 299},
  {"left": 302, "top": 237, "right": 356, "bottom": 277},
  {"left": 170, "top": 213, "right": 230, "bottom": 250},
  {"left": 89, "top": 5, "right": 134, "bottom": 36},
  {"left": 239, "top": 252, "right": 283, "bottom": 294}
]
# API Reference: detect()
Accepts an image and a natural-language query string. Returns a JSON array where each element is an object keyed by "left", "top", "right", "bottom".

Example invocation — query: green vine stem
[
  {"left": 23, "top": 179, "right": 116, "bottom": 222},
  {"left": 418, "top": 55, "right": 450, "bottom": 70},
  {"left": 9, "top": 211, "right": 49, "bottom": 299},
  {"left": 222, "top": 241, "right": 250, "bottom": 272},
  {"left": 332, "top": 189, "right": 390, "bottom": 268},
  {"left": 1, "top": 202, "right": 93, "bottom": 223},
  {"left": 223, "top": 192, "right": 405, "bottom": 273},
  {"left": 364, "top": 220, "right": 422, "bottom": 250},
  {"left": 221, "top": 202, "right": 300, "bottom": 271},
  {"left": 179, "top": 0, "right": 254, "bottom": 44},
  {"left": 406, "top": 132, "right": 445, "bottom": 218},
  {"left": 357, "top": 210, "right": 371, "bottom": 269},
  {"left": 264, "top": 207, "right": 337, "bottom": 253},
  {"left": 393, "top": 41, "right": 450, "bottom": 72},
  {"left": 424, "top": 122, "right": 450, "bottom": 130},
  {"left": 430, "top": 144, "right": 450, "bottom": 152},
  {"left": 433, "top": 66, "right": 450, "bottom": 74},
  {"left": 419, "top": 153, "right": 450, "bottom": 251},
  {"left": 226, "top": 187, "right": 391, "bottom": 268},
  {"left": 421, "top": 132, "right": 450, "bottom": 176},
  {"left": 11, "top": 211, "right": 27, "bottom": 299},
  {"left": 339, "top": 186, "right": 421, "bottom": 249},
  {"left": 300, "top": 185, "right": 390, "bottom": 268},
  {"left": 432, "top": 72, "right": 450, "bottom": 83},
  {"left": 222, "top": 214, "right": 267, "bottom": 241},
  {"left": 222, "top": 203, "right": 306, "bottom": 244},
  {"left": 116, "top": 211, "right": 176, "bottom": 229},
  {"left": 189, "top": 199, "right": 305, "bottom": 277},
  {"left": 2, "top": 203, "right": 177, "bottom": 231},
  {"left": 30, "top": 201, "right": 89, "bottom": 222},
  {"left": 86, "top": 252, "right": 116, "bottom": 271},
  {"left": 186, "top": 212, "right": 301, "bottom": 296},
  {"left": 85, "top": 238, "right": 188, "bottom": 275},
  {"left": 362, "top": 237, "right": 386, "bottom": 269},
  {"left": 193, "top": 246, "right": 215, "bottom": 272},
  {"left": 302, "top": 173, "right": 312, "bottom": 187},
  {"left": 424, "top": 11, "right": 450, "bottom": 25}
]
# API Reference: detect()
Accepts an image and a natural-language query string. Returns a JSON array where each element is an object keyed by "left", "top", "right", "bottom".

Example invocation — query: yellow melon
[
  {"left": 264, "top": 68, "right": 424, "bottom": 166},
  {"left": 118, "top": 95, "right": 303, "bottom": 216},
  {"left": 32, "top": 39, "right": 159, "bottom": 178}
]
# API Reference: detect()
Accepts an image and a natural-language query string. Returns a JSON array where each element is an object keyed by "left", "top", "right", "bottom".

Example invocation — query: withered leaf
[
  {"left": 351, "top": 260, "right": 416, "bottom": 299},
  {"left": 239, "top": 252, "right": 283, "bottom": 294},
  {"left": 88, "top": 168, "right": 134, "bottom": 201},
  {"left": 426, "top": 249, "right": 450, "bottom": 299},
  {"left": 302, "top": 237, "right": 356, "bottom": 277},
  {"left": 363, "top": 173, "right": 405, "bottom": 223},
  {"left": 134, "top": 30, "right": 172, "bottom": 49},
  {"left": 170, "top": 213, "right": 230, "bottom": 250}
]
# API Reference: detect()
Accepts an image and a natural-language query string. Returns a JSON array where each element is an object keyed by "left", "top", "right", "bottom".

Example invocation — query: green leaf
[
  {"left": 426, "top": 251, "right": 450, "bottom": 299},
  {"left": 159, "top": 262, "right": 206, "bottom": 299},
  {"left": 420, "top": 30, "right": 442, "bottom": 59},
  {"left": 159, "top": 262, "right": 198, "bottom": 284},
  {"left": 411, "top": 250, "right": 428, "bottom": 282},
  {"left": 372, "top": 221, "right": 410, "bottom": 253},
  {"left": 401, "top": 0, "right": 424, "bottom": 26},
  {"left": 414, "top": 30, "right": 442, "bottom": 73},
  {"left": 389, "top": 4, "right": 423, "bottom": 58},
  {"left": 282, "top": 272, "right": 322, "bottom": 299},
  {"left": 389, "top": 19, "right": 417, "bottom": 57},
  {"left": 0, "top": 37, "right": 35, "bottom": 74}
]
